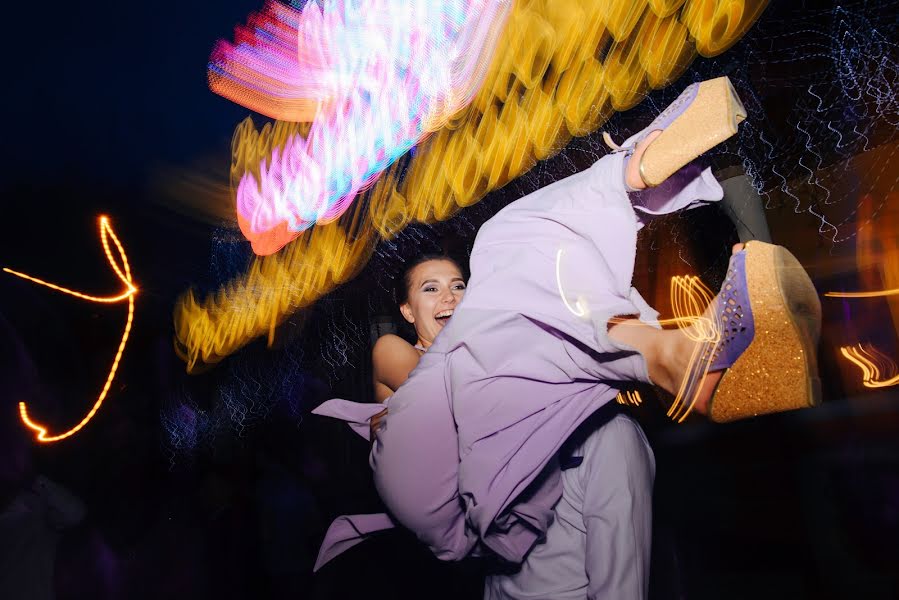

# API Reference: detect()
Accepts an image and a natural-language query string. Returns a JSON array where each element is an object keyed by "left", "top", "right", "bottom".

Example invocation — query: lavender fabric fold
[
  {"left": 311, "top": 400, "right": 396, "bottom": 571},
  {"left": 312, "top": 398, "right": 386, "bottom": 442},
  {"left": 313, "top": 512, "right": 397, "bottom": 571}
]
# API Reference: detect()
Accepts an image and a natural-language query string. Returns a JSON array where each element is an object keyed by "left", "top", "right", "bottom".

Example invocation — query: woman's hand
[{"left": 370, "top": 407, "right": 388, "bottom": 441}]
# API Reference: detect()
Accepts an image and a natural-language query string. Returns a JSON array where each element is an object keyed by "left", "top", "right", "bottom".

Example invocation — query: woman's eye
[
  {"left": 454, "top": 284, "right": 466, "bottom": 290},
  {"left": 424, "top": 286, "right": 437, "bottom": 292}
]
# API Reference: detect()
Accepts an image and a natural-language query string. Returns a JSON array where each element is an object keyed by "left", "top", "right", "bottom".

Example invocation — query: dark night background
[{"left": 2, "top": 0, "right": 899, "bottom": 598}]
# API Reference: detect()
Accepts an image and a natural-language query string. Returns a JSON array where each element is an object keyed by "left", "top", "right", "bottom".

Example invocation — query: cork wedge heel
[
  {"left": 603, "top": 76, "right": 747, "bottom": 188},
  {"left": 707, "top": 241, "right": 822, "bottom": 422},
  {"left": 639, "top": 76, "right": 747, "bottom": 187}
]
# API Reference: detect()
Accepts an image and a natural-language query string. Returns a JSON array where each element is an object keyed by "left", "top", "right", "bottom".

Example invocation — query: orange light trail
[
  {"left": 4, "top": 216, "right": 137, "bottom": 443},
  {"left": 615, "top": 390, "right": 643, "bottom": 406},
  {"left": 557, "top": 265, "right": 720, "bottom": 422},
  {"left": 607, "top": 276, "right": 720, "bottom": 422},
  {"left": 825, "top": 289, "right": 899, "bottom": 298},
  {"left": 840, "top": 343, "right": 899, "bottom": 388},
  {"left": 665, "top": 275, "right": 719, "bottom": 423}
]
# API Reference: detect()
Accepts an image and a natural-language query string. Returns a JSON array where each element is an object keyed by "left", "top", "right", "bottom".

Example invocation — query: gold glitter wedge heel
[
  {"left": 708, "top": 242, "right": 822, "bottom": 423},
  {"left": 639, "top": 77, "right": 747, "bottom": 188}
]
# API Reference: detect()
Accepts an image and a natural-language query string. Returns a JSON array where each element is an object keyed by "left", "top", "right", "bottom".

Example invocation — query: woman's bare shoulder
[
  {"left": 372, "top": 334, "right": 419, "bottom": 367},
  {"left": 372, "top": 333, "right": 416, "bottom": 354},
  {"left": 372, "top": 334, "right": 420, "bottom": 392}
]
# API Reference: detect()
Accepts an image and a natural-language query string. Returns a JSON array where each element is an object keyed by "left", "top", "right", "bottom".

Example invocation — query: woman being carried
[
  {"left": 341, "top": 253, "right": 657, "bottom": 598},
  {"left": 314, "top": 76, "right": 821, "bottom": 575}
]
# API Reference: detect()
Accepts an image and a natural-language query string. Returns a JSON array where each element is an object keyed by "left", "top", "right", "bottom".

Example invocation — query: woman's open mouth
[{"left": 435, "top": 309, "right": 454, "bottom": 325}]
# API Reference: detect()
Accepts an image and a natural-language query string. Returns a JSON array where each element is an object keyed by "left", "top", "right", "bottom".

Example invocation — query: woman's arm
[
  {"left": 372, "top": 334, "right": 421, "bottom": 397},
  {"left": 370, "top": 334, "right": 421, "bottom": 437}
]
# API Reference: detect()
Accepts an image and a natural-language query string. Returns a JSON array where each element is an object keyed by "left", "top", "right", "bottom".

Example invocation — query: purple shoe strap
[
  {"left": 618, "top": 81, "right": 702, "bottom": 152},
  {"left": 610, "top": 81, "right": 703, "bottom": 191},
  {"left": 669, "top": 250, "right": 755, "bottom": 422},
  {"left": 707, "top": 250, "right": 755, "bottom": 372}
]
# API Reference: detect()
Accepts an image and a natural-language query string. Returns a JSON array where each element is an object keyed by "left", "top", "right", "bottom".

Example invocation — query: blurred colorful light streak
[
  {"left": 210, "top": 0, "right": 511, "bottom": 254},
  {"left": 3, "top": 217, "right": 136, "bottom": 443},
  {"left": 177, "top": 1, "right": 770, "bottom": 367}
]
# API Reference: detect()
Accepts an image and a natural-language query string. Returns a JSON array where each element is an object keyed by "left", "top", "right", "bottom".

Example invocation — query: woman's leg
[
  {"left": 370, "top": 353, "right": 476, "bottom": 561},
  {"left": 624, "top": 130, "right": 661, "bottom": 190},
  {"left": 614, "top": 122, "right": 739, "bottom": 411},
  {"left": 600, "top": 130, "right": 713, "bottom": 414},
  {"left": 607, "top": 242, "right": 745, "bottom": 416},
  {"left": 607, "top": 318, "right": 718, "bottom": 416}
]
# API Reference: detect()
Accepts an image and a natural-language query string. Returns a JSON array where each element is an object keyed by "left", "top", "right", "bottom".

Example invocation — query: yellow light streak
[
  {"left": 840, "top": 343, "right": 899, "bottom": 388},
  {"left": 173, "top": 206, "right": 376, "bottom": 371},
  {"left": 4, "top": 216, "right": 137, "bottom": 443},
  {"left": 175, "top": 1, "right": 768, "bottom": 368},
  {"left": 825, "top": 289, "right": 899, "bottom": 298}
]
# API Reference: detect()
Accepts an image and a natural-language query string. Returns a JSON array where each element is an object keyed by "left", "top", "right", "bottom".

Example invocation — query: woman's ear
[{"left": 399, "top": 302, "right": 415, "bottom": 324}]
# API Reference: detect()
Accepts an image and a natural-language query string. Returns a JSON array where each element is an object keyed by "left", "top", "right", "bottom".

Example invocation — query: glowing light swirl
[
  {"left": 555, "top": 263, "right": 720, "bottom": 421},
  {"left": 210, "top": 0, "right": 511, "bottom": 254},
  {"left": 665, "top": 275, "right": 719, "bottom": 422},
  {"left": 840, "top": 343, "right": 899, "bottom": 388},
  {"left": 4, "top": 217, "right": 136, "bottom": 443},
  {"left": 606, "top": 275, "right": 720, "bottom": 422}
]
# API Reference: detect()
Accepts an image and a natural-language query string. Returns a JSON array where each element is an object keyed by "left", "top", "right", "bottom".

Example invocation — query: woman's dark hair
[{"left": 393, "top": 254, "right": 467, "bottom": 306}]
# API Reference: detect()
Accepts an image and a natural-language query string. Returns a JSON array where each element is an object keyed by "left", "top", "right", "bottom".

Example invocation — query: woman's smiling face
[{"left": 400, "top": 259, "right": 466, "bottom": 348}]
